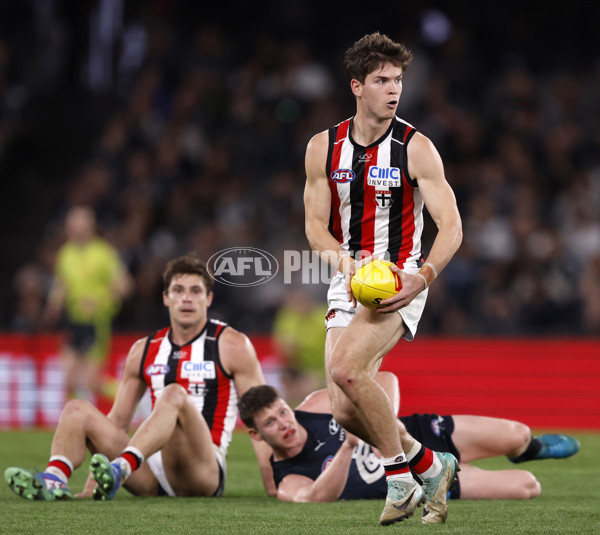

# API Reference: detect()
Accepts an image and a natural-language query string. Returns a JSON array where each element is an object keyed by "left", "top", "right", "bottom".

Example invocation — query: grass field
[{"left": 1, "top": 429, "right": 599, "bottom": 534}]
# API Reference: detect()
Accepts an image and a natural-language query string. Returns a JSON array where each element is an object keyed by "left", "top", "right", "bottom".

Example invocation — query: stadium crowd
[{"left": 2, "top": 1, "right": 600, "bottom": 338}]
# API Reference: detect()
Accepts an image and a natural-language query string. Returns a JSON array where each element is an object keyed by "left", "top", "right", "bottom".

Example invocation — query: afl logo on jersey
[
  {"left": 331, "top": 169, "right": 355, "bottom": 183},
  {"left": 146, "top": 364, "right": 169, "bottom": 376}
]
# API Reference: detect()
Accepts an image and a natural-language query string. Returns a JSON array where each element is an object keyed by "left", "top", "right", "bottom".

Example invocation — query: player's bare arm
[
  {"left": 304, "top": 132, "right": 358, "bottom": 273},
  {"left": 379, "top": 133, "right": 462, "bottom": 313},
  {"left": 277, "top": 431, "right": 359, "bottom": 503},
  {"left": 304, "top": 131, "right": 360, "bottom": 303},
  {"left": 219, "top": 328, "right": 272, "bottom": 493},
  {"left": 219, "top": 327, "right": 265, "bottom": 396},
  {"left": 106, "top": 337, "right": 149, "bottom": 430}
]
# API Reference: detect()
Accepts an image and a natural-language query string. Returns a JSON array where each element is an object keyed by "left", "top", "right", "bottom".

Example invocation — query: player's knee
[
  {"left": 509, "top": 421, "right": 533, "bottom": 452},
  {"left": 519, "top": 471, "right": 541, "bottom": 499},
  {"left": 158, "top": 383, "right": 189, "bottom": 408},
  {"left": 61, "top": 398, "right": 96, "bottom": 422},
  {"left": 329, "top": 362, "right": 363, "bottom": 394}
]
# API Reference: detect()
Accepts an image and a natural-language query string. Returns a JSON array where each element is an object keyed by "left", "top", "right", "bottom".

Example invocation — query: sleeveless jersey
[
  {"left": 271, "top": 411, "right": 386, "bottom": 500},
  {"left": 326, "top": 116, "right": 424, "bottom": 268},
  {"left": 139, "top": 319, "right": 237, "bottom": 456}
]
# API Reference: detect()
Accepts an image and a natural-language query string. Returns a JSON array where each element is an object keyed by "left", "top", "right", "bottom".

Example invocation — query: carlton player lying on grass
[{"left": 239, "top": 372, "right": 579, "bottom": 508}]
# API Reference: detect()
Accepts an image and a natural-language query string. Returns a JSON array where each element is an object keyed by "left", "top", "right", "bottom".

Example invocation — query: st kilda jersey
[
  {"left": 139, "top": 319, "right": 237, "bottom": 455},
  {"left": 327, "top": 116, "right": 424, "bottom": 268}
]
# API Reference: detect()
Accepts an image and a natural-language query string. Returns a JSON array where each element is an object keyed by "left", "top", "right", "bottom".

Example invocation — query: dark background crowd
[{"left": 1, "top": 0, "right": 599, "bottom": 337}]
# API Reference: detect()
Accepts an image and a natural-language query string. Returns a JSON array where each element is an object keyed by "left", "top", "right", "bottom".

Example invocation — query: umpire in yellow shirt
[{"left": 46, "top": 206, "right": 133, "bottom": 399}]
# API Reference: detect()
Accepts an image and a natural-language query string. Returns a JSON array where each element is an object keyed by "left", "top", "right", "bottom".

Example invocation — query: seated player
[
  {"left": 5, "top": 253, "right": 265, "bottom": 500},
  {"left": 238, "top": 372, "right": 580, "bottom": 503}
]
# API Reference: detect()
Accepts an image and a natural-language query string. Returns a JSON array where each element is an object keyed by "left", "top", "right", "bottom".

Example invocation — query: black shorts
[
  {"left": 399, "top": 413, "right": 461, "bottom": 499},
  {"left": 64, "top": 321, "right": 97, "bottom": 355}
]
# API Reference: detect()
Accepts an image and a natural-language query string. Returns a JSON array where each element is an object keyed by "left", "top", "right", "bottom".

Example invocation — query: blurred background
[{"left": 1, "top": 0, "right": 600, "bottom": 339}]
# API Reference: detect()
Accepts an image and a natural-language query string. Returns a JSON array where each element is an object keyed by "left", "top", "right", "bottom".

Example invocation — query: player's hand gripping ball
[{"left": 351, "top": 259, "right": 402, "bottom": 308}]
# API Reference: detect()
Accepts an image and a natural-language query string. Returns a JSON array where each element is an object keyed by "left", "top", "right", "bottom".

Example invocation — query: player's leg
[
  {"left": 91, "top": 383, "right": 220, "bottom": 499},
  {"left": 451, "top": 415, "right": 532, "bottom": 462},
  {"left": 457, "top": 464, "right": 541, "bottom": 499},
  {"left": 5, "top": 399, "right": 147, "bottom": 500},
  {"left": 325, "top": 314, "right": 425, "bottom": 525},
  {"left": 325, "top": 306, "right": 406, "bottom": 456}
]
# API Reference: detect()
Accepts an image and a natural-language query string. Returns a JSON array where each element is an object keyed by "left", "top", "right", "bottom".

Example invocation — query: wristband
[
  {"left": 423, "top": 262, "right": 438, "bottom": 278},
  {"left": 417, "top": 263, "right": 437, "bottom": 288},
  {"left": 416, "top": 273, "right": 429, "bottom": 290}
]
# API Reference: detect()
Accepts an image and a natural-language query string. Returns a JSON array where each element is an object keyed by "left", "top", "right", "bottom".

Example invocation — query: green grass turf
[{"left": 1, "top": 429, "right": 599, "bottom": 534}]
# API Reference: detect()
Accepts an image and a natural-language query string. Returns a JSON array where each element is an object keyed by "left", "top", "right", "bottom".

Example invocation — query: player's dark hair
[
  {"left": 344, "top": 32, "right": 413, "bottom": 83},
  {"left": 238, "top": 385, "right": 281, "bottom": 429},
  {"left": 162, "top": 252, "right": 214, "bottom": 294}
]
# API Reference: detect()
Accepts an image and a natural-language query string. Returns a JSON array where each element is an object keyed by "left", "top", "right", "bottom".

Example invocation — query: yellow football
[{"left": 351, "top": 259, "right": 401, "bottom": 309}]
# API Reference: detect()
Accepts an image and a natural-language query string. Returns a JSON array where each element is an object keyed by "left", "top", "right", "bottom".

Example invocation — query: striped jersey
[
  {"left": 326, "top": 116, "right": 424, "bottom": 268},
  {"left": 139, "top": 319, "right": 237, "bottom": 456}
]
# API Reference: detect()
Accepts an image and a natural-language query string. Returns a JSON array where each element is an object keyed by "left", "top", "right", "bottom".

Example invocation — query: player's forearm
[
  {"left": 295, "top": 445, "right": 355, "bottom": 502},
  {"left": 419, "top": 217, "right": 462, "bottom": 285},
  {"left": 305, "top": 222, "right": 351, "bottom": 272}
]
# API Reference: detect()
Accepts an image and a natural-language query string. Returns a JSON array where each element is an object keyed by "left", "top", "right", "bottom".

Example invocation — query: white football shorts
[
  {"left": 325, "top": 270, "right": 428, "bottom": 341},
  {"left": 146, "top": 445, "right": 227, "bottom": 497}
]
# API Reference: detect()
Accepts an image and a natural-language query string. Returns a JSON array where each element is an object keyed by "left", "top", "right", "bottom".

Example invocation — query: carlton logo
[
  {"left": 330, "top": 169, "right": 355, "bottom": 183},
  {"left": 208, "top": 247, "right": 279, "bottom": 287},
  {"left": 146, "top": 364, "right": 169, "bottom": 376}
]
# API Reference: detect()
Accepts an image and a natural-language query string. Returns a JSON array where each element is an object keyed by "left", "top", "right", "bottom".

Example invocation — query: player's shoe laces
[
  {"left": 379, "top": 479, "right": 424, "bottom": 526},
  {"left": 510, "top": 434, "right": 580, "bottom": 463},
  {"left": 90, "top": 454, "right": 124, "bottom": 501},
  {"left": 421, "top": 452, "right": 460, "bottom": 525},
  {"left": 4, "top": 467, "right": 73, "bottom": 501}
]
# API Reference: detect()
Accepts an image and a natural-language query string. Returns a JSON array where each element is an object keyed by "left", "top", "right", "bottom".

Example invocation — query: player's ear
[
  {"left": 247, "top": 427, "right": 263, "bottom": 443},
  {"left": 206, "top": 291, "right": 213, "bottom": 308},
  {"left": 162, "top": 291, "right": 169, "bottom": 307},
  {"left": 350, "top": 78, "right": 363, "bottom": 97}
]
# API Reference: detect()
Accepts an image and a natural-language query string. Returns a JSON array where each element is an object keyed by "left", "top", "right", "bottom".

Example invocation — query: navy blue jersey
[{"left": 270, "top": 411, "right": 387, "bottom": 500}]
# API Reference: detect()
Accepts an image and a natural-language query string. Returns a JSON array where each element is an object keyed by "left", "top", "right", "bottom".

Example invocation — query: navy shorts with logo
[{"left": 400, "top": 413, "right": 462, "bottom": 499}]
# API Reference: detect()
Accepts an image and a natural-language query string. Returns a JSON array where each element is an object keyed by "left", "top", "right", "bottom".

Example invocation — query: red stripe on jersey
[
  {"left": 210, "top": 365, "right": 231, "bottom": 446},
  {"left": 328, "top": 120, "right": 350, "bottom": 243},
  {"left": 397, "top": 169, "right": 416, "bottom": 264},
  {"left": 360, "top": 145, "right": 379, "bottom": 254},
  {"left": 142, "top": 327, "right": 170, "bottom": 407},
  {"left": 214, "top": 323, "right": 225, "bottom": 339},
  {"left": 176, "top": 346, "right": 192, "bottom": 399},
  {"left": 403, "top": 125, "right": 413, "bottom": 143}
]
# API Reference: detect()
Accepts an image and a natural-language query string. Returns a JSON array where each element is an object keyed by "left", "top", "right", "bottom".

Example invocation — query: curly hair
[
  {"left": 162, "top": 252, "right": 214, "bottom": 294},
  {"left": 344, "top": 32, "right": 413, "bottom": 83}
]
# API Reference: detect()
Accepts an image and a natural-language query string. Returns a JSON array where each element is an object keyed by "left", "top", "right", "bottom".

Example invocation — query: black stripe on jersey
[
  {"left": 164, "top": 343, "right": 180, "bottom": 386},
  {"left": 326, "top": 126, "right": 337, "bottom": 236},
  {"left": 402, "top": 128, "right": 418, "bottom": 187},
  {"left": 209, "top": 321, "right": 233, "bottom": 379},
  {"left": 139, "top": 330, "right": 158, "bottom": 380},
  {"left": 387, "top": 124, "right": 409, "bottom": 263},
  {"left": 347, "top": 147, "right": 365, "bottom": 255},
  {"left": 200, "top": 327, "right": 221, "bottom": 431}
]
